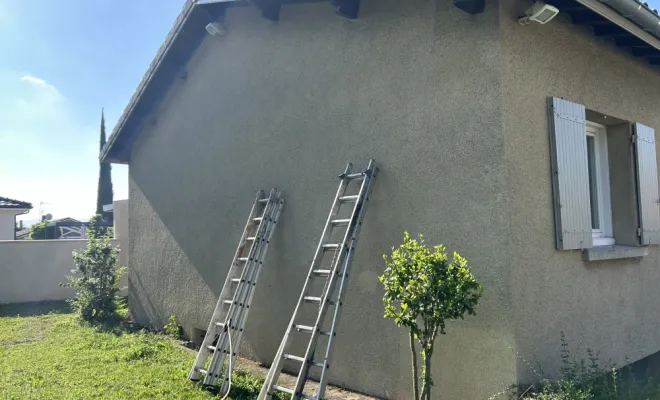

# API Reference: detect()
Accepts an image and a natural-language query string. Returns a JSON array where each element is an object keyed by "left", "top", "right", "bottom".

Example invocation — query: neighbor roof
[
  {"left": 101, "top": 0, "right": 660, "bottom": 164},
  {"left": 0, "top": 197, "right": 33, "bottom": 210}
]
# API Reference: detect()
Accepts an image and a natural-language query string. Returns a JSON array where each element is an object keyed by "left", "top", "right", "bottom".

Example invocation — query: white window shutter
[
  {"left": 634, "top": 122, "right": 660, "bottom": 245},
  {"left": 548, "top": 97, "right": 593, "bottom": 250}
]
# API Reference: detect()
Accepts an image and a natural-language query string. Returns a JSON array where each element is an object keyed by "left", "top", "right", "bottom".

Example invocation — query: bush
[
  {"left": 61, "top": 221, "right": 125, "bottom": 323},
  {"left": 380, "top": 232, "right": 483, "bottom": 400},
  {"left": 521, "top": 333, "right": 660, "bottom": 400},
  {"left": 29, "top": 220, "right": 50, "bottom": 240},
  {"left": 164, "top": 315, "right": 182, "bottom": 339},
  {"left": 88, "top": 214, "right": 112, "bottom": 239}
]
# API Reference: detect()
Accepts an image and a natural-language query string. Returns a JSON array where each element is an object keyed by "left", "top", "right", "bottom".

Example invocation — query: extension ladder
[
  {"left": 258, "top": 160, "right": 377, "bottom": 400},
  {"left": 189, "top": 189, "right": 284, "bottom": 392}
]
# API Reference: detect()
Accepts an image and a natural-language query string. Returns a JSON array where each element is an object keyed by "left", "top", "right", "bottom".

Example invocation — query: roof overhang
[
  {"left": 547, "top": 0, "right": 660, "bottom": 61},
  {"left": 101, "top": 0, "right": 346, "bottom": 164},
  {"left": 101, "top": 0, "right": 660, "bottom": 164}
]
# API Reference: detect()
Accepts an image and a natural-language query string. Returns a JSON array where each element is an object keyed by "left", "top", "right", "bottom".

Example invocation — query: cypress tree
[{"left": 96, "top": 109, "right": 114, "bottom": 224}]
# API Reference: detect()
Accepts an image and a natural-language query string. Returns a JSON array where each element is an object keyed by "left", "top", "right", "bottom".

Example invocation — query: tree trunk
[
  {"left": 410, "top": 330, "right": 420, "bottom": 400},
  {"left": 424, "top": 351, "right": 432, "bottom": 400}
]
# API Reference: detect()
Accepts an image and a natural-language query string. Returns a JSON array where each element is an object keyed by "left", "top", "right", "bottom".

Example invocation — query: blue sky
[{"left": 0, "top": 0, "right": 182, "bottom": 222}]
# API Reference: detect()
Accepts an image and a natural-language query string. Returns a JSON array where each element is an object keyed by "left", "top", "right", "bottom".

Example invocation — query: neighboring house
[
  {"left": 46, "top": 218, "right": 85, "bottom": 239},
  {"left": 101, "top": 0, "right": 660, "bottom": 398},
  {"left": 0, "top": 197, "right": 33, "bottom": 241},
  {"left": 15, "top": 228, "right": 31, "bottom": 240}
]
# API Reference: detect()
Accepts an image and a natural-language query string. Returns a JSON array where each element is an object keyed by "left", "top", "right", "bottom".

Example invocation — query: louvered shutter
[
  {"left": 634, "top": 123, "right": 660, "bottom": 245},
  {"left": 548, "top": 97, "right": 593, "bottom": 250}
]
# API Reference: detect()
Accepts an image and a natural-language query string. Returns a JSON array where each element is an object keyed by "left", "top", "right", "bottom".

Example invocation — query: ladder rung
[
  {"left": 303, "top": 296, "right": 336, "bottom": 305},
  {"left": 207, "top": 345, "right": 217, "bottom": 351},
  {"left": 339, "top": 195, "right": 359, "bottom": 202},
  {"left": 330, "top": 219, "right": 351, "bottom": 226},
  {"left": 238, "top": 257, "right": 249, "bottom": 262},
  {"left": 294, "top": 325, "right": 331, "bottom": 336},
  {"left": 345, "top": 172, "right": 364, "bottom": 180},
  {"left": 253, "top": 217, "right": 263, "bottom": 222},
  {"left": 283, "top": 353, "right": 305, "bottom": 362},
  {"left": 223, "top": 300, "right": 233, "bottom": 305},
  {"left": 246, "top": 236, "right": 256, "bottom": 241},
  {"left": 272, "top": 385, "right": 294, "bottom": 395},
  {"left": 294, "top": 324, "right": 314, "bottom": 333},
  {"left": 231, "top": 278, "right": 241, "bottom": 284},
  {"left": 197, "top": 368, "right": 208, "bottom": 375},
  {"left": 303, "top": 296, "right": 321, "bottom": 304},
  {"left": 215, "top": 322, "right": 225, "bottom": 328},
  {"left": 322, "top": 243, "right": 340, "bottom": 250},
  {"left": 258, "top": 198, "right": 269, "bottom": 204},
  {"left": 313, "top": 269, "right": 331, "bottom": 276}
]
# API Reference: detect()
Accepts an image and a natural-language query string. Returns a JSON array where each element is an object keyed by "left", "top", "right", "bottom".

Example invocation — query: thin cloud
[{"left": 20, "top": 74, "right": 57, "bottom": 92}]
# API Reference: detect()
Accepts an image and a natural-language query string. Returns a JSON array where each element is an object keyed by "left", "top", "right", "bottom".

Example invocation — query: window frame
[{"left": 586, "top": 121, "right": 615, "bottom": 246}]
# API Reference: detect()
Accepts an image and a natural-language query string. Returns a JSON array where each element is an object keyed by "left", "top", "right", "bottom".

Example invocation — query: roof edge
[{"left": 101, "top": 0, "right": 199, "bottom": 163}]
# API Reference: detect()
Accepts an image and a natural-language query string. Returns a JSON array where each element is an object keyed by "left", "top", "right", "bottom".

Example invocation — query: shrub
[
  {"left": 29, "top": 220, "right": 50, "bottom": 240},
  {"left": 88, "top": 214, "right": 112, "bottom": 239},
  {"left": 379, "top": 232, "right": 483, "bottom": 400},
  {"left": 61, "top": 221, "right": 125, "bottom": 323},
  {"left": 164, "top": 315, "right": 182, "bottom": 339},
  {"left": 521, "top": 333, "right": 660, "bottom": 400}
]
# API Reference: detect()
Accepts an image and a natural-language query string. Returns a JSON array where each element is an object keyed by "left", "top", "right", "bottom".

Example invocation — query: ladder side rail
[
  {"left": 219, "top": 192, "right": 284, "bottom": 393},
  {"left": 315, "top": 163, "right": 377, "bottom": 400},
  {"left": 292, "top": 165, "right": 373, "bottom": 399},
  {"left": 258, "top": 163, "right": 354, "bottom": 400},
  {"left": 189, "top": 190, "right": 265, "bottom": 380},
  {"left": 204, "top": 191, "right": 279, "bottom": 385}
]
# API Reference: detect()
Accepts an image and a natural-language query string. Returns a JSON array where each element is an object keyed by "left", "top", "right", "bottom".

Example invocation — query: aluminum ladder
[
  {"left": 189, "top": 189, "right": 284, "bottom": 392},
  {"left": 258, "top": 160, "right": 377, "bottom": 400}
]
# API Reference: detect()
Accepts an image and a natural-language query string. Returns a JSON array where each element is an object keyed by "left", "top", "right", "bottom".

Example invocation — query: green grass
[{"left": 0, "top": 301, "right": 271, "bottom": 400}]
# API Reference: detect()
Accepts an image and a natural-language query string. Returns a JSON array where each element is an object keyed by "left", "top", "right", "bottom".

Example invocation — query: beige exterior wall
[
  {"left": 0, "top": 239, "right": 120, "bottom": 304},
  {"left": 500, "top": 0, "right": 660, "bottom": 383},
  {"left": 120, "top": 0, "right": 660, "bottom": 396},
  {"left": 126, "top": 0, "right": 517, "bottom": 398},
  {"left": 0, "top": 201, "right": 129, "bottom": 304},
  {"left": 0, "top": 209, "right": 27, "bottom": 240}
]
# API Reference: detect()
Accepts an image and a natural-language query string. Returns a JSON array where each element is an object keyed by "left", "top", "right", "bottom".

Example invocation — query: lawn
[{"left": 0, "top": 301, "right": 271, "bottom": 400}]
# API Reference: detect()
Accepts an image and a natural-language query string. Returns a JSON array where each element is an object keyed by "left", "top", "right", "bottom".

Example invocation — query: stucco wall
[
  {"left": 127, "top": 0, "right": 516, "bottom": 398},
  {"left": 0, "top": 239, "right": 120, "bottom": 304},
  {"left": 500, "top": 0, "right": 660, "bottom": 383},
  {"left": 0, "top": 209, "right": 24, "bottom": 240}
]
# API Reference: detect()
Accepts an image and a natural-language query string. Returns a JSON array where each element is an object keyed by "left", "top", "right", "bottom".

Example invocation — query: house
[
  {"left": 0, "top": 197, "right": 33, "bottom": 240},
  {"left": 45, "top": 217, "right": 85, "bottom": 239},
  {"left": 101, "top": 0, "right": 660, "bottom": 398}
]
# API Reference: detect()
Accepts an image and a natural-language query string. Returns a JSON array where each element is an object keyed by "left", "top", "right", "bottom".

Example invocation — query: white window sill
[
  {"left": 582, "top": 245, "right": 649, "bottom": 261},
  {"left": 592, "top": 236, "right": 615, "bottom": 246}
]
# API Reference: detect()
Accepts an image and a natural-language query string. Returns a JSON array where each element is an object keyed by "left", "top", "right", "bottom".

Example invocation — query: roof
[
  {"left": 101, "top": 0, "right": 660, "bottom": 164},
  {"left": 101, "top": 0, "right": 229, "bottom": 163},
  {"left": 0, "top": 197, "right": 33, "bottom": 210},
  {"left": 15, "top": 229, "right": 31, "bottom": 240}
]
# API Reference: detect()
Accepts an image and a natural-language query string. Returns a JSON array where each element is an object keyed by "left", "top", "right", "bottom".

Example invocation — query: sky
[{"left": 0, "top": 0, "right": 183, "bottom": 223}]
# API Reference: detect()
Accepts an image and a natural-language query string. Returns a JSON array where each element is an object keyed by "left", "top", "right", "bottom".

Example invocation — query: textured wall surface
[
  {"left": 0, "top": 239, "right": 120, "bottom": 304},
  {"left": 500, "top": 0, "right": 660, "bottom": 383},
  {"left": 126, "top": 0, "right": 516, "bottom": 398}
]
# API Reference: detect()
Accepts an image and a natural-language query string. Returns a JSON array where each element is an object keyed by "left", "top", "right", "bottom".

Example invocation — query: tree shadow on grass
[{"left": 0, "top": 300, "right": 71, "bottom": 317}]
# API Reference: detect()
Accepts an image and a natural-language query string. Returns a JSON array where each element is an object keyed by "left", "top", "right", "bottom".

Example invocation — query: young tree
[
  {"left": 379, "top": 232, "right": 483, "bottom": 400},
  {"left": 96, "top": 109, "right": 114, "bottom": 224},
  {"left": 61, "top": 216, "right": 124, "bottom": 323}
]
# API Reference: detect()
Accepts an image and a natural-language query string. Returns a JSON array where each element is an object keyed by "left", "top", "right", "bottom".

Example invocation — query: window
[
  {"left": 585, "top": 122, "right": 614, "bottom": 246},
  {"left": 548, "top": 97, "right": 660, "bottom": 251}
]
